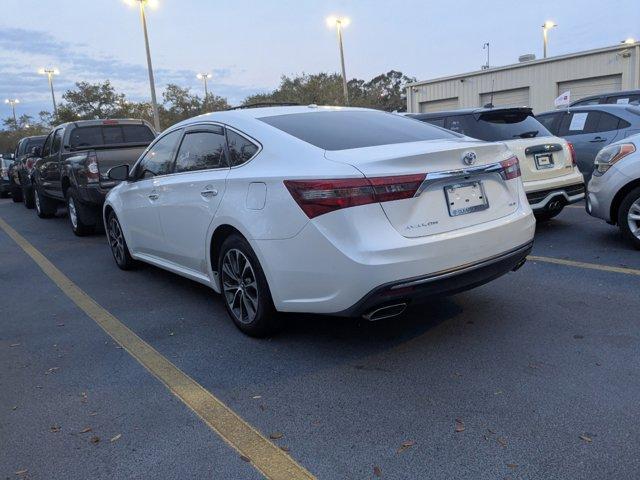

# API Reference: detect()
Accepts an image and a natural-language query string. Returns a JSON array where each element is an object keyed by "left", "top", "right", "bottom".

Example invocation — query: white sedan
[{"left": 104, "top": 106, "right": 535, "bottom": 336}]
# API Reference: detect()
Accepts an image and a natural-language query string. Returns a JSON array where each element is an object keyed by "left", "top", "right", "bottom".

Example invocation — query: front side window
[
  {"left": 227, "top": 130, "right": 259, "bottom": 166},
  {"left": 558, "top": 111, "right": 600, "bottom": 135},
  {"left": 536, "top": 113, "right": 562, "bottom": 136},
  {"left": 174, "top": 129, "right": 228, "bottom": 173},
  {"left": 41, "top": 133, "right": 53, "bottom": 157},
  {"left": 135, "top": 129, "right": 182, "bottom": 179},
  {"left": 51, "top": 129, "right": 63, "bottom": 155}
]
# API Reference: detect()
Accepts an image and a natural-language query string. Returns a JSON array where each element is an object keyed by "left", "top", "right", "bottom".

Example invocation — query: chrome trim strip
[
  {"left": 528, "top": 190, "right": 585, "bottom": 209},
  {"left": 390, "top": 242, "right": 533, "bottom": 290},
  {"left": 415, "top": 160, "right": 506, "bottom": 196}
]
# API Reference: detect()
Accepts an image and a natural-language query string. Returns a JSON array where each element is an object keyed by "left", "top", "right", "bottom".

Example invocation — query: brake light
[
  {"left": 86, "top": 151, "right": 100, "bottom": 183},
  {"left": 284, "top": 174, "right": 426, "bottom": 219},
  {"left": 26, "top": 158, "right": 35, "bottom": 170},
  {"left": 567, "top": 142, "right": 577, "bottom": 166},
  {"left": 500, "top": 155, "right": 521, "bottom": 180},
  {"left": 102, "top": 119, "right": 119, "bottom": 125}
]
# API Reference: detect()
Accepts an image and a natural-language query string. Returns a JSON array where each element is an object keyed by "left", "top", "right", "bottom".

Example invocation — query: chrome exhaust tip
[{"left": 363, "top": 303, "right": 407, "bottom": 321}]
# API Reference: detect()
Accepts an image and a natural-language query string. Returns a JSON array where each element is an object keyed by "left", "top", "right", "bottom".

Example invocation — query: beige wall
[{"left": 407, "top": 45, "right": 640, "bottom": 114}]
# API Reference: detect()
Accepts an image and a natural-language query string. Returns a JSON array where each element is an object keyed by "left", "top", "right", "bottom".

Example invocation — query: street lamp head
[
  {"left": 197, "top": 73, "right": 212, "bottom": 80},
  {"left": 622, "top": 37, "right": 636, "bottom": 45},
  {"left": 326, "top": 16, "right": 350, "bottom": 28},
  {"left": 123, "top": 0, "right": 158, "bottom": 8},
  {"left": 38, "top": 68, "right": 59, "bottom": 75},
  {"left": 543, "top": 20, "right": 557, "bottom": 30},
  {"left": 5, "top": 99, "right": 19, "bottom": 104}
]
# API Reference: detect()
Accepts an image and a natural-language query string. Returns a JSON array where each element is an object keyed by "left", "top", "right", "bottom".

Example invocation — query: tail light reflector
[
  {"left": 86, "top": 151, "right": 100, "bottom": 183},
  {"left": 26, "top": 158, "right": 35, "bottom": 170},
  {"left": 567, "top": 142, "right": 577, "bottom": 166},
  {"left": 284, "top": 174, "right": 426, "bottom": 219},
  {"left": 499, "top": 155, "right": 521, "bottom": 180}
]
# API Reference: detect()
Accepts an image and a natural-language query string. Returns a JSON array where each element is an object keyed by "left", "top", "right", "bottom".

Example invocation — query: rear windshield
[
  {"left": 259, "top": 110, "right": 456, "bottom": 150},
  {"left": 465, "top": 111, "right": 551, "bottom": 141},
  {"left": 19, "top": 138, "right": 45, "bottom": 156},
  {"left": 69, "top": 124, "right": 155, "bottom": 150}
]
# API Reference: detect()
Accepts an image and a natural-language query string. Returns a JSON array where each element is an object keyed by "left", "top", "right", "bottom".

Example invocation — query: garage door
[
  {"left": 557, "top": 75, "right": 622, "bottom": 102},
  {"left": 419, "top": 97, "right": 459, "bottom": 113},
  {"left": 479, "top": 87, "right": 530, "bottom": 108}
]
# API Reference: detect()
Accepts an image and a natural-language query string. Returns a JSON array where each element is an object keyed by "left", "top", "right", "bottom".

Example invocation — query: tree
[
  {"left": 159, "top": 84, "right": 230, "bottom": 128},
  {"left": 363, "top": 70, "right": 416, "bottom": 112},
  {"left": 0, "top": 114, "right": 50, "bottom": 155},
  {"left": 54, "top": 80, "right": 127, "bottom": 123}
]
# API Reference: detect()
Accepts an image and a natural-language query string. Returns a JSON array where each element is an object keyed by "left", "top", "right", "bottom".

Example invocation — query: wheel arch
[{"left": 610, "top": 178, "right": 640, "bottom": 225}]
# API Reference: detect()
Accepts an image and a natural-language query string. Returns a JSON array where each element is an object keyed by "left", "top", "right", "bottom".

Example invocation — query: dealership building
[{"left": 406, "top": 42, "right": 640, "bottom": 114}]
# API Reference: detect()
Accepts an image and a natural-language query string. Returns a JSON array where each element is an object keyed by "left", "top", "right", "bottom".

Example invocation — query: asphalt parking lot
[{"left": 1, "top": 199, "right": 639, "bottom": 480}]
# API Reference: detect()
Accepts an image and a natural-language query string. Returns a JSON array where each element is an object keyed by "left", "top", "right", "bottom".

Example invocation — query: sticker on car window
[
  {"left": 569, "top": 112, "right": 588, "bottom": 131},
  {"left": 616, "top": 98, "right": 630, "bottom": 104}
]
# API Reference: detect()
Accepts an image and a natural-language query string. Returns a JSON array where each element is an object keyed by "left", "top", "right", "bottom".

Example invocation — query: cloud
[{"left": 0, "top": 27, "right": 266, "bottom": 118}]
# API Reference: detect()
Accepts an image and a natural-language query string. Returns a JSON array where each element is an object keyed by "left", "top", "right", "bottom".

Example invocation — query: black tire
[
  {"left": 617, "top": 186, "right": 640, "bottom": 250},
  {"left": 534, "top": 207, "right": 563, "bottom": 222},
  {"left": 106, "top": 211, "right": 135, "bottom": 270},
  {"left": 0, "top": 191, "right": 9, "bottom": 199},
  {"left": 23, "top": 185, "right": 34, "bottom": 209},
  {"left": 66, "top": 187, "right": 96, "bottom": 236},
  {"left": 218, "top": 234, "right": 282, "bottom": 337},
  {"left": 34, "top": 184, "right": 57, "bottom": 218},
  {"left": 11, "top": 185, "right": 23, "bottom": 202}
]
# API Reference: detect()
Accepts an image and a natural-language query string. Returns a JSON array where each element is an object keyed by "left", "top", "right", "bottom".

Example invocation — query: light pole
[
  {"left": 327, "top": 16, "right": 351, "bottom": 106},
  {"left": 124, "top": 0, "right": 161, "bottom": 131},
  {"left": 482, "top": 42, "right": 490, "bottom": 69},
  {"left": 542, "top": 21, "right": 557, "bottom": 59},
  {"left": 38, "top": 68, "right": 59, "bottom": 116},
  {"left": 197, "top": 73, "right": 212, "bottom": 110},
  {"left": 5, "top": 99, "right": 19, "bottom": 125}
]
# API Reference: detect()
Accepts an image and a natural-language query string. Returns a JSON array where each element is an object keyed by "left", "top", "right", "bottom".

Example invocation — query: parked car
[
  {"left": 30, "top": 119, "right": 156, "bottom": 235},
  {"left": 104, "top": 106, "right": 535, "bottom": 337},
  {"left": 536, "top": 105, "right": 640, "bottom": 182},
  {"left": 0, "top": 157, "right": 15, "bottom": 198},
  {"left": 586, "top": 133, "right": 640, "bottom": 248},
  {"left": 9, "top": 135, "right": 46, "bottom": 204},
  {"left": 570, "top": 89, "right": 640, "bottom": 107},
  {"left": 408, "top": 107, "right": 585, "bottom": 220}
]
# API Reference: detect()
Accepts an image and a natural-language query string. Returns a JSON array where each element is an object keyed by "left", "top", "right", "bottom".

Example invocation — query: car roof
[
  {"left": 20, "top": 135, "right": 47, "bottom": 142},
  {"left": 537, "top": 104, "right": 640, "bottom": 116},
  {"left": 407, "top": 106, "right": 532, "bottom": 118},
  {"left": 50, "top": 118, "right": 154, "bottom": 130},
  {"left": 570, "top": 89, "right": 640, "bottom": 104}
]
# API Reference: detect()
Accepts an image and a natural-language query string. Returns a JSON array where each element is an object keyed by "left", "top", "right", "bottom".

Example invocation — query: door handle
[
  {"left": 589, "top": 136, "right": 606, "bottom": 143},
  {"left": 200, "top": 185, "right": 218, "bottom": 198},
  {"left": 148, "top": 190, "right": 159, "bottom": 200}
]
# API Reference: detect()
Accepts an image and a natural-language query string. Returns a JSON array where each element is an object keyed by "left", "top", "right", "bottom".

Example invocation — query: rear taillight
[
  {"left": 86, "top": 151, "right": 100, "bottom": 183},
  {"left": 26, "top": 158, "right": 35, "bottom": 170},
  {"left": 284, "top": 173, "right": 426, "bottom": 219},
  {"left": 567, "top": 142, "right": 577, "bottom": 166},
  {"left": 500, "top": 155, "right": 521, "bottom": 180}
]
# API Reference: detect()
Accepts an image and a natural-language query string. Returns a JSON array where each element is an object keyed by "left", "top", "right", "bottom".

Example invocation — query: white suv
[
  {"left": 104, "top": 106, "right": 535, "bottom": 336},
  {"left": 409, "top": 107, "right": 585, "bottom": 220}
]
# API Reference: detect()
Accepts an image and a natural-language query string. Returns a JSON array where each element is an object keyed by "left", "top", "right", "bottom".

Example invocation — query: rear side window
[
  {"left": 174, "top": 129, "right": 228, "bottom": 172},
  {"left": 259, "top": 110, "right": 456, "bottom": 150},
  {"left": 135, "top": 129, "right": 182, "bottom": 179},
  {"left": 227, "top": 130, "right": 259, "bottom": 166},
  {"left": 595, "top": 112, "right": 621, "bottom": 132},
  {"left": 69, "top": 124, "right": 155, "bottom": 150},
  {"left": 558, "top": 111, "right": 600, "bottom": 135}
]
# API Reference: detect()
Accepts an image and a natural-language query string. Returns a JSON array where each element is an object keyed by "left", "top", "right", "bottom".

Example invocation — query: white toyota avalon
[{"left": 103, "top": 106, "right": 535, "bottom": 336}]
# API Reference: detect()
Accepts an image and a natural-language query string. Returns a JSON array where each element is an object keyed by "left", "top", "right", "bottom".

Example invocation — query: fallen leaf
[
  {"left": 373, "top": 465, "right": 382, "bottom": 477},
  {"left": 90, "top": 436, "right": 100, "bottom": 444},
  {"left": 80, "top": 392, "right": 88, "bottom": 403},
  {"left": 79, "top": 427, "right": 92, "bottom": 434},
  {"left": 252, "top": 395, "right": 262, "bottom": 399},
  {"left": 269, "top": 432, "right": 284, "bottom": 440},
  {"left": 487, "top": 428, "right": 496, "bottom": 435},
  {"left": 12, "top": 406, "right": 17, "bottom": 411},
  {"left": 50, "top": 425, "right": 61, "bottom": 433},
  {"left": 573, "top": 334, "right": 584, "bottom": 339},
  {"left": 35, "top": 385, "right": 43, "bottom": 389},
  {"left": 10, "top": 343, "right": 21, "bottom": 347},
  {"left": 110, "top": 434, "right": 122, "bottom": 442},
  {"left": 89, "top": 411, "right": 98, "bottom": 416},
  {"left": 455, "top": 419, "right": 465, "bottom": 433},
  {"left": 15, "top": 469, "right": 28, "bottom": 475},
  {"left": 56, "top": 323, "right": 65, "bottom": 327},
  {"left": 240, "top": 455, "right": 251, "bottom": 462},
  {"left": 507, "top": 463, "right": 518, "bottom": 469},
  {"left": 169, "top": 332, "right": 175, "bottom": 336},
  {"left": 397, "top": 440, "right": 415, "bottom": 453},
  {"left": 47, "top": 367, "right": 60, "bottom": 373},
  {"left": 279, "top": 445, "right": 290, "bottom": 452},
  {"left": 497, "top": 437, "right": 508, "bottom": 447},
  {"left": 579, "top": 434, "right": 592, "bottom": 443}
]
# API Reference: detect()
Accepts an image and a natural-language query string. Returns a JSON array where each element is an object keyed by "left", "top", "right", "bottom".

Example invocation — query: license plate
[
  {"left": 444, "top": 181, "right": 489, "bottom": 217},
  {"left": 534, "top": 153, "right": 554, "bottom": 169}
]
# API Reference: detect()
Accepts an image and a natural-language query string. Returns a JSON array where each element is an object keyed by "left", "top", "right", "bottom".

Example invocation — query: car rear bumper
[
  {"left": 526, "top": 183, "right": 585, "bottom": 211},
  {"left": 585, "top": 168, "right": 628, "bottom": 223}
]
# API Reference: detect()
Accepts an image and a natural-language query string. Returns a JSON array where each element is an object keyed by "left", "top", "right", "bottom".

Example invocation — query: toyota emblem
[{"left": 462, "top": 151, "right": 477, "bottom": 166}]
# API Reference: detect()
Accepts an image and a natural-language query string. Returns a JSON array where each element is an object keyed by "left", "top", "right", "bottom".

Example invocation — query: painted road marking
[
  {"left": 0, "top": 217, "right": 315, "bottom": 480},
  {"left": 529, "top": 255, "right": 640, "bottom": 276}
]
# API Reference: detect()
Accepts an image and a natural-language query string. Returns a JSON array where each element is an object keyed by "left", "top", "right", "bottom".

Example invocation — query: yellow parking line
[
  {"left": 0, "top": 217, "right": 315, "bottom": 480},
  {"left": 528, "top": 254, "right": 640, "bottom": 276}
]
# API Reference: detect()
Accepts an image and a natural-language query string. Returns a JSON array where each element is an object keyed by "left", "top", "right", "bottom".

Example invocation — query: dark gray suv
[{"left": 536, "top": 105, "right": 640, "bottom": 181}]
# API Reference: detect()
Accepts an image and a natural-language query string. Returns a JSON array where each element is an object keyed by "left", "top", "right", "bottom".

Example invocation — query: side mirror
[
  {"left": 31, "top": 146, "right": 42, "bottom": 157},
  {"left": 107, "top": 164, "right": 130, "bottom": 181}
]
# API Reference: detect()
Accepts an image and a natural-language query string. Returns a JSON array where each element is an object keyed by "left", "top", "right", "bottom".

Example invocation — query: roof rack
[{"left": 227, "top": 102, "right": 301, "bottom": 111}]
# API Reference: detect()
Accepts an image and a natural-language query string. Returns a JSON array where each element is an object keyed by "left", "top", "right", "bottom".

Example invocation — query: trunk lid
[
  {"left": 504, "top": 137, "right": 572, "bottom": 183},
  {"left": 325, "top": 139, "right": 520, "bottom": 238}
]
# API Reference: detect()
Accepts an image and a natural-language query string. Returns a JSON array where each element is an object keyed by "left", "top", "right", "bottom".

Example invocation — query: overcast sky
[{"left": 1, "top": 0, "right": 638, "bottom": 119}]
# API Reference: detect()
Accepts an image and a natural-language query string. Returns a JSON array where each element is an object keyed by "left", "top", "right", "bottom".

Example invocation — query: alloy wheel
[
  {"left": 221, "top": 248, "right": 259, "bottom": 324},
  {"left": 628, "top": 198, "right": 640, "bottom": 240},
  {"left": 68, "top": 197, "right": 78, "bottom": 229},
  {"left": 108, "top": 216, "right": 125, "bottom": 264}
]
